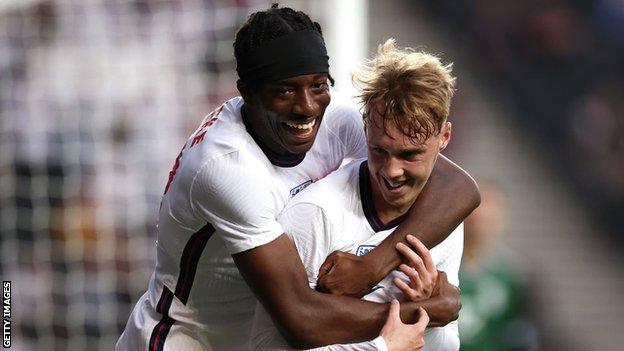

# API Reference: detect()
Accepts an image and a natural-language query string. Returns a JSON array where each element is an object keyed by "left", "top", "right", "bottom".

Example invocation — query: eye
[
  {"left": 400, "top": 150, "right": 422, "bottom": 161},
  {"left": 312, "top": 81, "right": 329, "bottom": 92},
  {"left": 277, "top": 87, "right": 295, "bottom": 96},
  {"left": 369, "top": 146, "right": 386, "bottom": 155}
]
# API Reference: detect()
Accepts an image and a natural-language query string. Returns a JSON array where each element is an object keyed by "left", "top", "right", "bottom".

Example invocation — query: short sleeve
[
  {"left": 278, "top": 202, "right": 335, "bottom": 288},
  {"left": 435, "top": 223, "right": 464, "bottom": 287},
  {"left": 423, "top": 322, "right": 459, "bottom": 351},
  {"left": 190, "top": 157, "right": 284, "bottom": 254}
]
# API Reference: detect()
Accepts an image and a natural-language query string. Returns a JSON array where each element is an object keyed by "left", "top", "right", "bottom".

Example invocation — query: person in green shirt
[{"left": 459, "top": 184, "right": 539, "bottom": 351}]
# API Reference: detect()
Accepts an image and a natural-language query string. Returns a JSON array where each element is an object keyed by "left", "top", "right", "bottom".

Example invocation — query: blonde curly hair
[{"left": 353, "top": 39, "right": 456, "bottom": 143}]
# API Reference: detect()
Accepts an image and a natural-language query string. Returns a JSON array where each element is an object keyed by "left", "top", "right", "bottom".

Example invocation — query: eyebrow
[
  {"left": 401, "top": 147, "right": 426, "bottom": 154},
  {"left": 275, "top": 74, "right": 328, "bottom": 86}
]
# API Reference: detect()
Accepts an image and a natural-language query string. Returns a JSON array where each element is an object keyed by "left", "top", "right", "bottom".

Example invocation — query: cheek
[
  {"left": 366, "top": 155, "right": 384, "bottom": 173},
  {"left": 406, "top": 163, "right": 430, "bottom": 181}
]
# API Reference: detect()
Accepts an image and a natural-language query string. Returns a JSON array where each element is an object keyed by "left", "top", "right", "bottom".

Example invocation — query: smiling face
[
  {"left": 241, "top": 73, "right": 331, "bottom": 155},
  {"left": 366, "top": 104, "right": 451, "bottom": 221}
]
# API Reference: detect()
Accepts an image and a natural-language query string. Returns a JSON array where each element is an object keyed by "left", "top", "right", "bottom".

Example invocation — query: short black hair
[{"left": 234, "top": 3, "right": 334, "bottom": 86}]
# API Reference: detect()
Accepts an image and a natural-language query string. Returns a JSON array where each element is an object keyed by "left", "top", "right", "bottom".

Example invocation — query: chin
[{"left": 287, "top": 142, "right": 314, "bottom": 154}]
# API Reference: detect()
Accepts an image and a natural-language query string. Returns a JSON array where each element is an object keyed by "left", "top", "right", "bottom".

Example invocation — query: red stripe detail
[
  {"left": 148, "top": 223, "right": 215, "bottom": 349},
  {"left": 174, "top": 223, "right": 215, "bottom": 304},
  {"left": 149, "top": 287, "right": 175, "bottom": 351}
]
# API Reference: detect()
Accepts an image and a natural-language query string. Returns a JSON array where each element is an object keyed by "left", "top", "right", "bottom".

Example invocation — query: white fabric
[
  {"left": 250, "top": 160, "right": 464, "bottom": 351},
  {"left": 117, "top": 92, "right": 367, "bottom": 351}
]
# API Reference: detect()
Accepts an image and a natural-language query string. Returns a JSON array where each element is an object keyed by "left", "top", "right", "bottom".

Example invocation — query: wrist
[
  {"left": 366, "top": 243, "right": 401, "bottom": 283},
  {"left": 373, "top": 336, "right": 389, "bottom": 351},
  {"left": 361, "top": 254, "right": 385, "bottom": 287}
]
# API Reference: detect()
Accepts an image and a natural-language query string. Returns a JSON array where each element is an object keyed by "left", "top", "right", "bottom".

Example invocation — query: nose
[
  {"left": 382, "top": 156, "right": 404, "bottom": 180},
  {"left": 292, "top": 88, "right": 320, "bottom": 117}
]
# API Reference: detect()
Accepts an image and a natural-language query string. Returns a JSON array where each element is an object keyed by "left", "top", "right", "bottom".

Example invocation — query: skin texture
[
  {"left": 394, "top": 235, "right": 439, "bottom": 301},
  {"left": 231, "top": 75, "right": 467, "bottom": 347},
  {"left": 317, "top": 107, "right": 479, "bottom": 297},
  {"left": 317, "top": 155, "right": 479, "bottom": 297},
  {"left": 381, "top": 301, "right": 429, "bottom": 351},
  {"left": 237, "top": 74, "right": 331, "bottom": 155},
  {"left": 366, "top": 103, "right": 452, "bottom": 223},
  {"left": 233, "top": 234, "right": 458, "bottom": 348}
]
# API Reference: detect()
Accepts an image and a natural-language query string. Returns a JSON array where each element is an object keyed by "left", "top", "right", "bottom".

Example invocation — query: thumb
[
  {"left": 414, "top": 307, "right": 430, "bottom": 328},
  {"left": 318, "top": 255, "right": 336, "bottom": 280},
  {"left": 386, "top": 299, "right": 402, "bottom": 325}
]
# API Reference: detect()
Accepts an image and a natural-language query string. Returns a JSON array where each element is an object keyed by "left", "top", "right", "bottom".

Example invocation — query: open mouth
[
  {"left": 282, "top": 118, "right": 318, "bottom": 140},
  {"left": 284, "top": 119, "right": 316, "bottom": 130},
  {"left": 382, "top": 176, "right": 408, "bottom": 193}
]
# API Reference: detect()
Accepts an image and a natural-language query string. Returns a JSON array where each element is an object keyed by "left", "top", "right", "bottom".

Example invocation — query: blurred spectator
[
  {"left": 567, "top": 79, "right": 624, "bottom": 229},
  {"left": 459, "top": 183, "right": 539, "bottom": 351},
  {"left": 422, "top": 0, "right": 624, "bottom": 239}
]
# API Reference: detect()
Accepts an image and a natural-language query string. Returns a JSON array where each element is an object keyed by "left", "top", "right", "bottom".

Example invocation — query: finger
[
  {"left": 393, "top": 277, "right": 419, "bottom": 301},
  {"left": 414, "top": 307, "right": 430, "bottom": 328},
  {"left": 398, "top": 264, "right": 422, "bottom": 292},
  {"left": 406, "top": 235, "right": 436, "bottom": 274},
  {"left": 386, "top": 299, "right": 402, "bottom": 324},
  {"left": 318, "top": 252, "right": 338, "bottom": 279},
  {"left": 396, "top": 242, "right": 427, "bottom": 276}
]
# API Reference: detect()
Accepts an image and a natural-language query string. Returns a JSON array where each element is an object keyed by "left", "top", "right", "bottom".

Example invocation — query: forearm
[
  {"left": 303, "top": 336, "right": 387, "bottom": 351},
  {"left": 409, "top": 293, "right": 460, "bottom": 327},
  {"left": 365, "top": 155, "right": 479, "bottom": 282},
  {"left": 285, "top": 290, "right": 416, "bottom": 347},
  {"left": 234, "top": 235, "right": 420, "bottom": 348}
]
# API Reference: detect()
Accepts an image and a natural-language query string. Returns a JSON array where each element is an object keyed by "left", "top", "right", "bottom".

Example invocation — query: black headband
[{"left": 236, "top": 29, "right": 330, "bottom": 85}]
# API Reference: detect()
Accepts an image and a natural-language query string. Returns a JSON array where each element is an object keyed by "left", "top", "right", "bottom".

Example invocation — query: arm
[
  {"left": 401, "top": 271, "right": 461, "bottom": 327},
  {"left": 251, "top": 298, "right": 428, "bottom": 351},
  {"left": 192, "top": 161, "right": 422, "bottom": 348},
  {"left": 318, "top": 155, "right": 479, "bottom": 296},
  {"left": 234, "top": 234, "right": 424, "bottom": 349}
]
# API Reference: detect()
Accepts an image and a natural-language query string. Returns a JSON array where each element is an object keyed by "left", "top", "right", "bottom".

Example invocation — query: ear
[
  {"left": 237, "top": 79, "right": 252, "bottom": 102},
  {"left": 439, "top": 121, "right": 452, "bottom": 150}
]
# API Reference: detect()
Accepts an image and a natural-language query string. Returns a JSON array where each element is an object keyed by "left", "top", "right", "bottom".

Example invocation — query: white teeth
[
  {"left": 384, "top": 177, "right": 405, "bottom": 189},
  {"left": 285, "top": 119, "right": 316, "bottom": 130}
]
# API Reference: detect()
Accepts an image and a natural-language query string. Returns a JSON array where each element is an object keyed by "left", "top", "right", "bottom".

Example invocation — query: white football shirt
[
  {"left": 117, "top": 93, "right": 367, "bottom": 351},
  {"left": 250, "top": 160, "right": 464, "bottom": 351}
]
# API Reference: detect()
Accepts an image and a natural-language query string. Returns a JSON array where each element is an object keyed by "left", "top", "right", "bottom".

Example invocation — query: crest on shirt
[
  {"left": 290, "top": 180, "right": 313, "bottom": 197},
  {"left": 356, "top": 245, "right": 376, "bottom": 256}
]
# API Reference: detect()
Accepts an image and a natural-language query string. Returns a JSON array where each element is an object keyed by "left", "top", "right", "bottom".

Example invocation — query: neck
[
  {"left": 371, "top": 185, "right": 415, "bottom": 225},
  {"left": 367, "top": 170, "right": 422, "bottom": 226}
]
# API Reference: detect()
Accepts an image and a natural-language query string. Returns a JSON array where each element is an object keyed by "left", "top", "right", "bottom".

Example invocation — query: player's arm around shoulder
[
  {"left": 230, "top": 196, "right": 429, "bottom": 347},
  {"left": 318, "top": 156, "right": 479, "bottom": 297}
]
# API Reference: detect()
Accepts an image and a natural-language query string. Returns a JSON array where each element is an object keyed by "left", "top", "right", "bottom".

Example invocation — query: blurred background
[{"left": 0, "top": 0, "right": 622, "bottom": 350}]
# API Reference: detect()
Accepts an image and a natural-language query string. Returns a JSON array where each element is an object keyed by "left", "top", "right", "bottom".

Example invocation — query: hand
[
  {"left": 393, "top": 235, "right": 439, "bottom": 301},
  {"left": 317, "top": 251, "right": 376, "bottom": 297},
  {"left": 380, "top": 299, "right": 429, "bottom": 351},
  {"left": 429, "top": 271, "right": 462, "bottom": 326}
]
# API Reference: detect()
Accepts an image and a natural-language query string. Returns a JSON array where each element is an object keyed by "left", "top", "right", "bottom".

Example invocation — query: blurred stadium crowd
[
  {"left": 423, "top": 0, "right": 624, "bottom": 239},
  {"left": 0, "top": 1, "right": 262, "bottom": 349}
]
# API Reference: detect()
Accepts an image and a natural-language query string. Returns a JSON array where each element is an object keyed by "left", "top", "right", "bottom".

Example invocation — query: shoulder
[
  {"left": 179, "top": 97, "right": 272, "bottom": 188},
  {"left": 325, "top": 91, "right": 362, "bottom": 114},
  {"left": 187, "top": 97, "right": 251, "bottom": 159},
  {"left": 325, "top": 91, "right": 362, "bottom": 119},
  {"left": 322, "top": 91, "right": 363, "bottom": 130},
  {"left": 284, "top": 159, "right": 363, "bottom": 223}
]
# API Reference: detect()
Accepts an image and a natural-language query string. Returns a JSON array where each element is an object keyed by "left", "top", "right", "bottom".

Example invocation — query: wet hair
[
  {"left": 353, "top": 39, "right": 456, "bottom": 143},
  {"left": 234, "top": 3, "right": 334, "bottom": 86}
]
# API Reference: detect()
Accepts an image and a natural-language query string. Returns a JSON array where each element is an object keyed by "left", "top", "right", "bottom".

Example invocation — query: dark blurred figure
[
  {"left": 459, "top": 184, "right": 539, "bottom": 351},
  {"left": 423, "top": 0, "right": 624, "bottom": 241}
]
